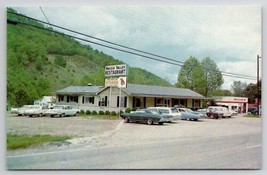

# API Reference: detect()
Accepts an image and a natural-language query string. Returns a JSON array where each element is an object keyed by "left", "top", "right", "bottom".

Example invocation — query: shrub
[
  {"left": 105, "top": 111, "right": 110, "bottom": 115},
  {"left": 80, "top": 110, "right": 85, "bottom": 115},
  {"left": 92, "top": 110, "right": 97, "bottom": 115},
  {"left": 125, "top": 108, "right": 132, "bottom": 113},
  {"left": 111, "top": 111, "right": 117, "bottom": 116},
  {"left": 86, "top": 110, "right": 91, "bottom": 115},
  {"left": 99, "top": 110, "right": 104, "bottom": 115}
]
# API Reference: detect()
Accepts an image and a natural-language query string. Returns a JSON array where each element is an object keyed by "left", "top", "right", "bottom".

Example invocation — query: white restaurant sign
[{"left": 105, "top": 64, "right": 128, "bottom": 77}]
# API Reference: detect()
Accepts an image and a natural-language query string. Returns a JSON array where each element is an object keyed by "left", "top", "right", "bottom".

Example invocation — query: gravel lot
[
  {"left": 6, "top": 114, "right": 122, "bottom": 138},
  {"left": 6, "top": 113, "right": 261, "bottom": 148}
]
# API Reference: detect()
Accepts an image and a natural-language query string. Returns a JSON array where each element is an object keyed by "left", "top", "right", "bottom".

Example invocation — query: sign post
[{"left": 104, "top": 64, "right": 128, "bottom": 116}]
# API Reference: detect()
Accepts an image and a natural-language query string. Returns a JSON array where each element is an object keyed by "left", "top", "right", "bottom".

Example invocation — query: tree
[
  {"left": 210, "top": 89, "right": 233, "bottom": 97},
  {"left": 176, "top": 57, "right": 206, "bottom": 95},
  {"left": 201, "top": 57, "right": 224, "bottom": 96},
  {"left": 231, "top": 81, "right": 247, "bottom": 97},
  {"left": 243, "top": 82, "right": 261, "bottom": 103}
]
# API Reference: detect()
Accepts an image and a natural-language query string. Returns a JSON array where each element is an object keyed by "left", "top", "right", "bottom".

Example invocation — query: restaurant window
[
  {"left": 83, "top": 96, "right": 94, "bottom": 104},
  {"left": 117, "top": 96, "right": 127, "bottom": 108},
  {"left": 58, "top": 95, "right": 64, "bottom": 102},
  {"left": 67, "top": 96, "right": 78, "bottom": 103},
  {"left": 99, "top": 96, "right": 107, "bottom": 106},
  {"left": 180, "top": 99, "right": 187, "bottom": 107}
]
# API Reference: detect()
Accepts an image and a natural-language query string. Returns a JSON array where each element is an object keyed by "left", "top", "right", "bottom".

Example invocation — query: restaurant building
[{"left": 55, "top": 84, "right": 206, "bottom": 112}]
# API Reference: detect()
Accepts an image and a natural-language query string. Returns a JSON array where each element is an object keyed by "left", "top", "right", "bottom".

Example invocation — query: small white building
[
  {"left": 213, "top": 96, "right": 248, "bottom": 113},
  {"left": 34, "top": 96, "right": 56, "bottom": 109}
]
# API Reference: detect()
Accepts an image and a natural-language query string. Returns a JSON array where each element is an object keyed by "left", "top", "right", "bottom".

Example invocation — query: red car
[{"left": 197, "top": 108, "right": 223, "bottom": 119}]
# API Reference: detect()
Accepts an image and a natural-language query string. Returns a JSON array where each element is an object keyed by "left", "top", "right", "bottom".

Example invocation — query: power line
[
  {"left": 7, "top": 11, "right": 257, "bottom": 80},
  {"left": 39, "top": 7, "right": 51, "bottom": 25}
]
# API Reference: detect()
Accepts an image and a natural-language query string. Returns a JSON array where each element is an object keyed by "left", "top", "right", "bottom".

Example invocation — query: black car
[{"left": 120, "top": 109, "right": 173, "bottom": 125}]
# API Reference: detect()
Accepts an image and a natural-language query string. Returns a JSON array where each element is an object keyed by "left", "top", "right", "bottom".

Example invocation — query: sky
[{"left": 12, "top": 6, "right": 262, "bottom": 90}]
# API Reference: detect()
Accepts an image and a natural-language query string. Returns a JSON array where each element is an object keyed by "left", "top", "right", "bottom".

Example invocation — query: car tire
[
  {"left": 147, "top": 118, "right": 153, "bottom": 125},
  {"left": 210, "top": 115, "right": 214, "bottom": 119},
  {"left": 61, "top": 113, "right": 65, "bottom": 117},
  {"left": 124, "top": 117, "right": 130, "bottom": 123},
  {"left": 74, "top": 112, "right": 79, "bottom": 116},
  {"left": 38, "top": 113, "right": 42, "bottom": 117}
]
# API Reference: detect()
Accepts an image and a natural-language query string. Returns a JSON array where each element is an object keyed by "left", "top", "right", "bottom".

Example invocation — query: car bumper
[{"left": 159, "top": 117, "right": 173, "bottom": 122}]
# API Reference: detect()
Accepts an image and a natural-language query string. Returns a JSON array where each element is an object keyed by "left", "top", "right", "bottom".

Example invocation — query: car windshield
[
  {"left": 158, "top": 109, "right": 170, "bottom": 114},
  {"left": 146, "top": 109, "right": 159, "bottom": 114},
  {"left": 185, "top": 109, "right": 194, "bottom": 113},
  {"left": 135, "top": 109, "right": 145, "bottom": 113},
  {"left": 171, "top": 108, "right": 178, "bottom": 113}
]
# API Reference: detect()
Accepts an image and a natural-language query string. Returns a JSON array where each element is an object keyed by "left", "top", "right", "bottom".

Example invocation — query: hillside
[{"left": 7, "top": 8, "right": 172, "bottom": 107}]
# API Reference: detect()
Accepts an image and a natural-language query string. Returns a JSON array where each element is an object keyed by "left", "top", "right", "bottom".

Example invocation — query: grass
[
  {"left": 243, "top": 114, "right": 261, "bottom": 118},
  {"left": 7, "top": 134, "right": 71, "bottom": 150}
]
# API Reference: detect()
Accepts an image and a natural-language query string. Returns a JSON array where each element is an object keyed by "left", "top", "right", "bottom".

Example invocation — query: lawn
[
  {"left": 7, "top": 134, "right": 71, "bottom": 150},
  {"left": 243, "top": 114, "right": 261, "bottom": 118}
]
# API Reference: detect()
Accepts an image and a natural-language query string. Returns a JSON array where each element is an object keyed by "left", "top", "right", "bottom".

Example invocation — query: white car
[
  {"left": 25, "top": 105, "right": 48, "bottom": 117},
  {"left": 46, "top": 105, "right": 80, "bottom": 117},
  {"left": 208, "top": 106, "right": 232, "bottom": 118},
  {"left": 147, "top": 107, "right": 181, "bottom": 121},
  {"left": 229, "top": 110, "right": 238, "bottom": 116},
  {"left": 17, "top": 105, "right": 35, "bottom": 116}
]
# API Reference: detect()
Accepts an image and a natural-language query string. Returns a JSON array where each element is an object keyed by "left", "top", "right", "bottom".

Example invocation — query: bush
[
  {"left": 54, "top": 55, "right": 67, "bottom": 68},
  {"left": 92, "top": 110, "right": 97, "bottom": 115},
  {"left": 105, "top": 111, "right": 110, "bottom": 115},
  {"left": 111, "top": 111, "right": 117, "bottom": 116},
  {"left": 80, "top": 110, "right": 85, "bottom": 115},
  {"left": 125, "top": 108, "right": 132, "bottom": 113},
  {"left": 99, "top": 110, "right": 104, "bottom": 115},
  {"left": 86, "top": 110, "right": 91, "bottom": 115}
]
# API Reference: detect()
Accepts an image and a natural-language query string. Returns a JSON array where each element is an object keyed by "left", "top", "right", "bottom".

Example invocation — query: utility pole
[{"left": 257, "top": 55, "right": 261, "bottom": 115}]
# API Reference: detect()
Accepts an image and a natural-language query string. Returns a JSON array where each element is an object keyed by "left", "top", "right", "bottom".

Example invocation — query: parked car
[
  {"left": 10, "top": 108, "right": 19, "bottom": 114},
  {"left": 208, "top": 106, "right": 232, "bottom": 118},
  {"left": 176, "top": 108, "right": 201, "bottom": 121},
  {"left": 229, "top": 109, "right": 238, "bottom": 116},
  {"left": 121, "top": 109, "right": 173, "bottom": 125},
  {"left": 25, "top": 105, "right": 49, "bottom": 117},
  {"left": 17, "top": 105, "right": 35, "bottom": 116},
  {"left": 197, "top": 108, "right": 223, "bottom": 119},
  {"left": 251, "top": 108, "right": 261, "bottom": 115},
  {"left": 46, "top": 105, "right": 80, "bottom": 117},
  {"left": 146, "top": 107, "right": 181, "bottom": 121}
]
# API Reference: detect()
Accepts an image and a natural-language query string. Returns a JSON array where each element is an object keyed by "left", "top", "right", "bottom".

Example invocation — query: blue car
[{"left": 177, "top": 108, "right": 201, "bottom": 121}]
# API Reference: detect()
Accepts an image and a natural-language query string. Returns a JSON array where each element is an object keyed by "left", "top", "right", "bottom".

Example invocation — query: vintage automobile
[
  {"left": 197, "top": 108, "right": 223, "bottom": 119},
  {"left": 25, "top": 105, "right": 49, "bottom": 117},
  {"left": 46, "top": 105, "right": 80, "bottom": 117},
  {"left": 208, "top": 106, "right": 232, "bottom": 118},
  {"left": 120, "top": 109, "right": 173, "bottom": 125},
  {"left": 176, "top": 108, "right": 201, "bottom": 121},
  {"left": 17, "top": 105, "right": 35, "bottom": 116},
  {"left": 146, "top": 107, "right": 181, "bottom": 121}
]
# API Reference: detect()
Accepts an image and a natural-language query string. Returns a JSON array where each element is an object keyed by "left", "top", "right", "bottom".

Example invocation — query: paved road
[{"left": 7, "top": 115, "right": 262, "bottom": 169}]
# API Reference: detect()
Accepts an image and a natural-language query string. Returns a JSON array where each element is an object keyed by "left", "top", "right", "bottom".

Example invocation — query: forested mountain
[{"left": 7, "top": 8, "right": 171, "bottom": 107}]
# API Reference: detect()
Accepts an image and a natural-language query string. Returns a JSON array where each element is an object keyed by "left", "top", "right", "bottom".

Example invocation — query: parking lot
[{"left": 6, "top": 113, "right": 261, "bottom": 148}]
